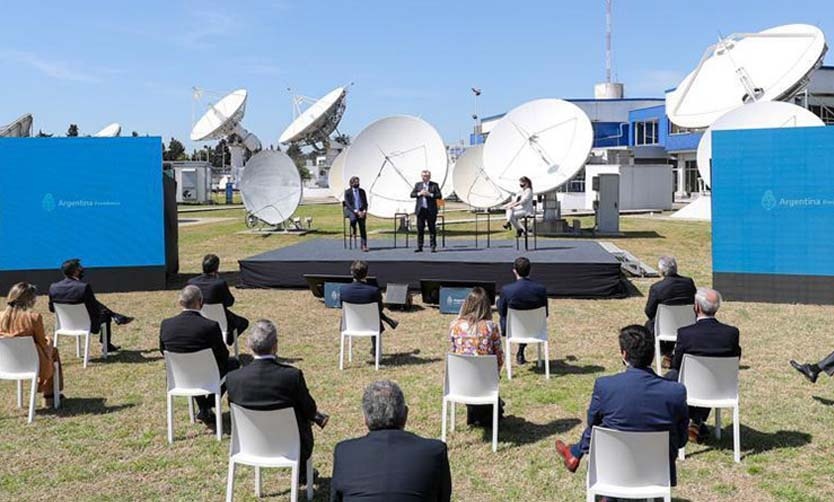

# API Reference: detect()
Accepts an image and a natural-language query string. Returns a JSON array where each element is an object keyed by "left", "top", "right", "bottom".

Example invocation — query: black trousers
[
  {"left": 817, "top": 351, "right": 834, "bottom": 376},
  {"left": 348, "top": 213, "right": 367, "bottom": 244},
  {"left": 416, "top": 207, "right": 437, "bottom": 249},
  {"left": 96, "top": 302, "right": 126, "bottom": 344},
  {"left": 195, "top": 358, "right": 240, "bottom": 412},
  {"left": 226, "top": 311, "right": 250, "bottom": 346}
]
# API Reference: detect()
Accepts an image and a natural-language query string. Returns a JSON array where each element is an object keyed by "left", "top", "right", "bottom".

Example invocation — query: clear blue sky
[{"left": 2, "top": 1, "right": 833, "bottom": 149}]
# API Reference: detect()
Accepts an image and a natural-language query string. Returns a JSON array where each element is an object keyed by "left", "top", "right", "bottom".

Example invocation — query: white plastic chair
[
  {"left": 226, "top": 404, "right": 313, "bottom": 502},
  {"left": 586, "top": 426, "right": 671, "bottom": 502},
  {"left": 339, "top": 302, "right": 381, "bottom": 371},
  {"left": 0, "top": 337, "right": 60, "bottom": 423},
  {"left": 677, "top": 355, "right": 741, "bottom": 463},
  {"left": 441, "top": 353, "right": 500, "bottom": 452},
  {"left": 202, "top": 303, "right": 239, "bottom": 358},
  {"left": 653, "top": 304, "right": 695, "bottom": 373},
  {"left": 504, "top": 306, "right": 549, "bottom": 380},
  {"left": 53, "top": 303, "right": 109, "bottom": 368},
  {"left": 164, "top": 349, "right": 224, "bottom": 443}
]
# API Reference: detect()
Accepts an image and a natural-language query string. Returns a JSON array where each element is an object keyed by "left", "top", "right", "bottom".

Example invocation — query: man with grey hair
[
  {"left": 225, "top": 319, "right": 327, "bottom": 488},
  {"left": 331, "top": 380, "right": 452, "bottom": 501},
  {"left": 410, "top": 169, "right": 442, "bottom": 253},
  {"left": 644, "top": 255, "right": 696, "bottom": 366},
  {"left": 160, "top": 285, "right": 237, "bottom": 426},
  {"left": 666, "top": 287, "right": 740, "bottom": 443}
]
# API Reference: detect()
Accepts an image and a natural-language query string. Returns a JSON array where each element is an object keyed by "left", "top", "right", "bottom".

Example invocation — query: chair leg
[
  {"left": 16, "top": 380, "right": 22, "bottom": 408},
  {"left": 374, "top": 335, "right": 380, "bottom": 371},
  {"left": 492, "top": 400, "right": 498, "bottom": 452},
  {"left": 233, "top": 330, "right": 239, "bottom": 359},
  {"left": 226, "top": 461, "right": 235, "bottom": 502},
  {"left": 678, "top": 446, "right": 685, "bottom": 460},
  {"left": 167, "top": 394, "right": 174, "bottom": 444},
  {"left": 83, "top": 334, "right": 90, "bottom": 369},
  {"left": 544, "top": 342, "right": 550, "bottom": 380},
  {"left": 27, "top": 376, "right": 37, "bottom": 424},
  {"left": 441, "top": 399, "right": 448, "bottom": 442},
  {"left": 188, "top": 397, "right": 196, "bottom": 423},
  {"left": 53, "top": 362, "right": 61, "bottom": 409},
  {"left": 655, "top": 336, "right": 662, "bottom": 374},
  {"left": 586, "top": 491, "right": 595, "bottom": 502},
  {"left": 339, "top": 334, "right": 345, "bottom": 370},
  {"left": 75, "top": 336, "right": 80, "bottom": 358},
  {"left": 664, "top": 494, "right": 672, "bottom": 502},
  {"left": 348, "top": 336, "right": 353, "bottom": 363},
  {"left": 715, "top": 408, "right": 722, "bottom": 440},
  {"left": 506, "top": 338, "right": 512, "bottom": 380},
  {"left": 215, "top": 394, "right": 223, "bottom": 441},
  {"left": 733, "top": 406, "right": 741, "bottom": 463},
  {"left": 254, "top": 466, "right": 261, "bottom": 497},
  {"left": 290, "top": 465, "right": 298, "bottom": 502},
  {"left": 450, "top": 401, "right": 455, "bottom": 431},
  {"left": 306, "top": 457, "right": 313, "bottom": 501},
  {"left": 537, "top": 344, "right": 542, "bottom": 368}
]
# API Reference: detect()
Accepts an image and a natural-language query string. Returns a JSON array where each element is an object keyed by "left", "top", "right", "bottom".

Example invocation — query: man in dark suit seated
[
  {"left": 339, "top": 260, "right": 397, "bottom": 356},
  {"left": 410, "top": 169, "right": 443, "bottom": 253},
  {"left": 497, "top": 256, "right": 548, "bottom": 365},
  {"left": 48, "top": 258, "right": 133, "bottom": 353},
  {"left": 555, "top": 325, "right": 689, "bottom": 487},
  {"left": 330, "top": 380, "right": 452, "bottom": 501},
  {"left": 343, "top": 176, "right": 369, "bottom": 252},
  {"left": 159, "top": 285, "right": 238, "bottom": 426},
  {"left": 666, "top": 287, "right": 741, "bottom": 443},
  {"left": 187, "top": 254, "right": 249, "bottom": 345},
  {"left": 226, "top": 319, "right": 328, "bottom": 487},
  {"left": 645, "top": 255, "right": 697, "bottom": 366}
]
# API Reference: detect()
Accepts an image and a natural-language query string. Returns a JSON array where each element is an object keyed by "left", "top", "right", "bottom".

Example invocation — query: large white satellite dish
[
  {"left": 329, "top": 149, "right": 348, "bottom": 202},
  {"left": 440, "top": 163, "right": 455, "bottom": 199},
  {"left": 190, "top": 89, "right": 261, "bottom": 151},
  {"left": 452, "top": 145, "right": 510, "bottom": 209},
  {"left": 343, "top": 115, "right": 447, "bottom": 218},
  {"left": 696, "top": 101, "right": 824, "bottom": 187},
  {"left": 482, "top": 99, "right": 593, "bottom": 194},
  {"left": 239, "top": 150, "right": 302, "bottom": 226},
  {"left": 279, "top": 86, "right": 348, "bottom": 150},
  {"left": 667, "top": 24, "right": 827, "bottom": 128},
  {"left": 94, "top": 122, "right": 121, "bottom": 137},
  {"left": 0, "top": 114, "right": 33, "bottom": 137}
]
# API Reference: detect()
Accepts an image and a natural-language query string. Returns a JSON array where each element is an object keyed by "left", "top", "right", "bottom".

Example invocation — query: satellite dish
[
  {"left": 667, "top": 24, "right": 827, "bottom": 128},
  {"left": 482, "top": 99, "right": 593, "bottom": 194},
  {"left": 440, "top": 170, "right": 455, "bottom": 200},
  {"left": 343, "top": 115, "right": 447, "bottom": 218},
  {"left": 452, "top": 145, "right": 511, "bottom": 209},
  {"left": 329, "top": 149, "right": 348, "bottom": 202},
  {"left": 696, "top": 101, "right": 824, "bottom": 187},
  {"left": 239, "top": 150, "right": 302, "bottom": 226},
  {"left": 279, "top": 87, "right": 348, "bottom": 150},
  {"left": 0, "top": 114, "right": 33, "bottom": 137},
  {"left": 94, "top": 122, "right": 121, "bottom": 137},
  {"left": 190, "top": 89, "right": 261, "bottom": 151}
]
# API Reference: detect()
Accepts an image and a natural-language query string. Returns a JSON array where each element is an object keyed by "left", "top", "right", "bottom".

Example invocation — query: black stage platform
[{"left": 239, "top": 239, "right": 626, "bottom": 298}]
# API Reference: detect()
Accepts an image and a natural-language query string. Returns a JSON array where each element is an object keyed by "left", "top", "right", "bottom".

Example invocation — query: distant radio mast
[
  {"left": 594, "top": 0, "right": 624, "bottom": 99},
  {"left": 605, "top": 0, "right": 612, "bottom": 83}
]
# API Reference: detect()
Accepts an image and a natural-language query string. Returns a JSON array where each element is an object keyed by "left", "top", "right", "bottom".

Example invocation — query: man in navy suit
[
  {"left": 330, "top": 380, "right": 452, "bottom": 501},
  {"left": 339, "top": 261, "right": 397, "bottom": 356},
  {"left": 497, "top": 257, "right": 548, "bottom": 365},
  {"left": 343, "top": 176, "right": 369, "bottom": 252},
  {"left": 187, "top": 254, "right": 249, "bottom": 345},
  {"left": 666, "top": 287, "right": 741, "bottom": 442},
  {"left": 410, "top": 170, "right": 443, "bottom": 253},
  {"left": 555, "top": 325, "right": 689, "bottom": 486},
  {"left": 48, "top": 258, "right": 133, "bottom": 353}
]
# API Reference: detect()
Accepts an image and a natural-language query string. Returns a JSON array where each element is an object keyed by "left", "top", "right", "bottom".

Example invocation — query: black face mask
[{"left": 78, "top": 269, "right": 85, "bottom": 280}]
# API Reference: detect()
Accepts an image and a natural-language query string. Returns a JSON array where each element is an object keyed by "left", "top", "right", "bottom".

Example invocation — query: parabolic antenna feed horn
[
  {"left": 94, "top": 123, "right": 122, "bottom": 137},
  {"left": 0, "top": 114, "right": 33, "bottom": 137},
  {"left": 342, "top": 115, "right": 448, "bottom": 218},
  {"left": 279, "top": 86, "right": 348, "bottom": 153},
  {"left": 452, "top": 145, "right": 510, "bottom": 209},
  {"left": 482, "top": 99, "right": 593, "bottom": 195},
  {"left": 239, "top": 150, "right": 302, "bottom": 228},
  {"left": 696, "top": 101, "right": 824, "bottom": 188},
  {"left": 667, "top": 24, "right": 827, "bottom": 129}
]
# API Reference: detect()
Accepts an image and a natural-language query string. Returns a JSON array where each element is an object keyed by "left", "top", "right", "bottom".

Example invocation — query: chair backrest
[
  {"left": 201, "top": 303, "right": 228, "bottom": 333},
  {"left": 654, "top": 304, "right": 695, "bottom": 338},
  {"left": 0, "top": 337, "right": 39, "bottom": 378},
  {"left": 229, "top": 404, "right": 300, "bottom": 461},
  {"left": 506, "top": 307, "right": 548, "bottom": 341},
  {"left": 164, "top": 349, "right": 221, "bottom": 393},
  {"left": 53, "top": 303, "right": 92, "bottom": 332},
  {"left": 587, "top": 426, "right": 670, "bottom": 490},
  {"left": 679, "top": 355, "right": 739, "bottom": 402},
  {"left": 341, "top": 302, "right": 380, "bottom": 334},
  {"left": 444, "top": 353, "right": 499, "bottom": 398}
]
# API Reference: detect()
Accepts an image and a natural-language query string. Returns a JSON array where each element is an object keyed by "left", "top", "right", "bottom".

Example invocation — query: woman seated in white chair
[
  {"left": 0, "top": 282, "right": 64, "bottom": 406},
  {"left": 502, "top": 176, "right": 534, "bottom": 237}
]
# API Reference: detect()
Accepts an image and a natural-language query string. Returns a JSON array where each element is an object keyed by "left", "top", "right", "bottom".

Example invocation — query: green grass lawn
[{"left": 1, "top": 203, "right": 833, "bottom": 501}]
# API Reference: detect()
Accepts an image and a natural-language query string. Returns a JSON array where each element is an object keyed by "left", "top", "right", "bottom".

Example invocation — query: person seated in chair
[
  {"left": 226, "top": 319, "right": 328, "bottom": 488},
  {"left": 48, "top": 258, "right": 133, "bottom": 353},
  {"left": 791, "top": 350, "right": 834, "bottom": 385},
  {"left": 339, "top": 260, "right": 397, "bottom": 357},
  {"left": 644, "top": 255, "right": 696, "bottom": 367},
  {"left": 343, "top": 176, "right": 369, "bottom": 252},
  {"left": 331, "top": 380, "right": 452, "bottom": 501},
  {"left": 187, "top": 254, "right": 250, "bottom": 346},
  {"left": 501, "top": 176, "right": 534, "bottom": 237},
  {"left": 497, "top": 256, "right": 548, "bottom": 365},
  {"left": 555, "top": 325, "right": 689, "bottom": 487},
  {"left": 159, "top": 285, "right": 238, "bottom": 427}
]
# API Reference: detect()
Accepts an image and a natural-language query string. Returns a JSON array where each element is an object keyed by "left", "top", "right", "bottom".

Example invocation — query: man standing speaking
[{"left": 410, "top": 170, "right": 442, "bottom": 253}]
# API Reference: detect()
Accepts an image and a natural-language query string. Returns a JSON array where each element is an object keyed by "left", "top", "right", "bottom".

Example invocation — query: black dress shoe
[
  {"left": 414, "top": 248, "right": 423, "bottom": 253},
  {"left": 196, "top": 409, "right": 217, "bottom": 427},
  {"left": 431, "top": 247, "right": 437, "bottom": 253},
  {"left": 502, "top": 222, "right": 512, "bottom": 230},
  {"left": 790, "top": 360, "right": 819, "bottom": 383},
  {"left": 106, "top": 343, "right": 121, "bottom": 353},
  {"left": 114, "top": 315, "right": 134, "bottom": 326},
  {"left": 516, "top": 351, "right": 527, "bottom": 365}
]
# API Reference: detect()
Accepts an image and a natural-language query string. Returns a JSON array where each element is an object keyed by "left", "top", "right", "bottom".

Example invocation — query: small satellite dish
[
  {"left": 94, "top": 122, "right": 122, "bottom": 137},
  {"left": 667, "top": 24, "right": 827, "bottom": 128},
  {"left": 0, "top": 114, "right": 33, "bottom": 137},
  {"left": 329, "top": 149, "right": 348, "bottom": 202},
  {"left": 190, "top": 89, "right": 261, "bottom": 151},
  {"left": 239, "top": 150, "right": 302, "bottom": 226},
  {"left": 452, "top": 145, "right": 511, "bottom": 209},
  {"left": 482, "top": 99, "right": 593, "bottom": 194},
  {"left": 279, "top": 87, "right": 348, "bottom": 150},
  {"left": 696, "top": 101, "right": 824, "bottom": 187},
  {"left": 343, "top": 115, "right": 447, "bottom": 218}
]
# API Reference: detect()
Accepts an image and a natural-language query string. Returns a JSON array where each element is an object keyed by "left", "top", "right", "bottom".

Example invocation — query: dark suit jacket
[
  {"left": 410, "top": 181, "right": 442, "bottom": 215},
  {"left": 331, "top": 429, "right": 452, "bottom": 502},
  {"left": 226, "top": 357, "right": 319, "bottom": 461},
  {"left": 159, "top": 310, "right": 230, "bottom": 377},
  {"left": 496, "top": 277, "right": 548, "bottom": 335},
  {"left": 644, "top": 274, "right": 697, "bottom": 321},
  {"left": 577, "top": 367, "right": 688, "bottom": 486},
  {"left": 343, "top": 187, "right": 368, "bottom": 217},
  {"left": 340, "top": 281, "right": 385, "bottom": 332},
  {"left": 187, "top": 273, "right": 235, "bottom": 307},
  {"left": 672, "top": 317, "right": 741, "bottom": 371},
  {"left": 48, "top": 277, "right": 103, "bottom": 334}
]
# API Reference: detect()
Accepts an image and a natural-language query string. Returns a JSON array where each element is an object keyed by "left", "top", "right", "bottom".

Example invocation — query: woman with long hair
[
  {"left": 0, "top": 282, "right": 63, "bottom": 405},
  {"left": 502, "top": 176, "right": 534, "bottom": 236}
]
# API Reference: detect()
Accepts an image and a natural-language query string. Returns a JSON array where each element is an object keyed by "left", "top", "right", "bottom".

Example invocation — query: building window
[
  {"left": 684, "top": 160, "right": 701, "bottom": 194},
  {"left": 633, "top": 119, "right": 659, "bottom": 145},
  {"left": 669, "top": 122, "right": 699, "bottom": 135},
  {"left": 557, "top": 168, "right": 585, "bottom": 193}
]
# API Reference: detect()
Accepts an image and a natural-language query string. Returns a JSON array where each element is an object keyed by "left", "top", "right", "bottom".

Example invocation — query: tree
[
  {"left": 285, "top": 143, "right": 312, "bottom": 180},
  {"left": 164, "top": 137, "right": 186, "bottom": 161},
  {"left": 210, "top": 140, "right": 231, "bottom": 168},
  {"left": 36, "top": 129, "right": 53, "bottom": 137},
  {"left": 67, "top": 124, "right": 79, "bottom": 137},
  {"left": 131, "top": 131, "right": 139, "bottom": 137}
]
